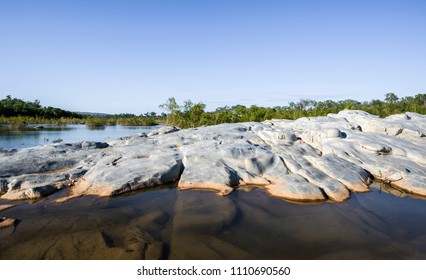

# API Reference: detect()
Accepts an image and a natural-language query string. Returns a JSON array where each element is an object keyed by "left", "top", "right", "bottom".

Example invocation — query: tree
[
  {"left": 159, "top": 97, "right": 179, "bottom": 113},
  {"left": 414, "top": 94, "right": 426, "bottom": 107},
  {"left": 186, "top": 102, "right": 206, "bottom": 127},
  {"left": 159, "top": 97, "right": 180, "bottom": 125},
  {"left": 385, "top": 92, "right": 399, "bottom": 104}
]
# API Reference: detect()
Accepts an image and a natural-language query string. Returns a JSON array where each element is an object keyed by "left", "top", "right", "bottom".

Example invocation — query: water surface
[
  {"left": 0, "top": 124, "right": 156, "bottom": 149},
  {"left": 1, "top": 183, "right": 425, "bottom": 259}
]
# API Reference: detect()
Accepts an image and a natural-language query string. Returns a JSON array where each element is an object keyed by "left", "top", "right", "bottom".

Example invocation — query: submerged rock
[
  {"left": 0, "top": 217, "right": 16, "bottom": 229},
  {"left": 0, "top": 111, "right": 425, "bottom": 202},
  {"left": 0, "top": 204, "right": 16, "bottom": 212},
  {"left": 169, "top": 190, "right": 254, "bottom": 259}
]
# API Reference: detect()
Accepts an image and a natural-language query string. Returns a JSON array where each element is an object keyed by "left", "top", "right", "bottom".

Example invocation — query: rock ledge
[{"left": 1, "top": 110, "right": 425, "bottom": 202}]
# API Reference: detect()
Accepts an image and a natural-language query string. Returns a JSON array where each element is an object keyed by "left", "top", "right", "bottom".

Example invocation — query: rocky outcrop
[
  {"left": 0, "top": 142, "right": 106, "bottom": 200},
  {"left": 0, "top": 110, "right": 425, "bottom": 202}
]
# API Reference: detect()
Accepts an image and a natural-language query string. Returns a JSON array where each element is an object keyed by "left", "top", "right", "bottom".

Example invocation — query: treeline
[
  {"left": 0, "top": 96, "right": 164, "bottom": 126},
  {"left": 84, "top": 115, "right": 162, "bottom": 127},
  {"left": 0, "top": 95, "right": 81, "bottom": 119},
  {"left": 160, "top": 93, "right": 426, "bottom": 128},
  {"left": 83, "top": 112, "right": 165, "bottom": 127},
  {"left": 2, "top": 93, "right": 425, "bottom": 128}
]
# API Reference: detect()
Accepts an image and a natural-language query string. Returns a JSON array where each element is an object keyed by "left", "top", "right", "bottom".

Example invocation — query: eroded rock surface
[{"left": 1, "top": 110, "right": 425, "bottom": 202}]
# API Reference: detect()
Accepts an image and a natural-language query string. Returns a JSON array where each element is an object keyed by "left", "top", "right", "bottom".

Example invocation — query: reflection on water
[
  {"left": 0, "top": 125, "right": 156, "bottom": 149},
  {"left": 0, "top": 185, "right": 177, "bottom": 259},
  {"left": 1, "top": 183, "right": 426, "bottom": 260}
]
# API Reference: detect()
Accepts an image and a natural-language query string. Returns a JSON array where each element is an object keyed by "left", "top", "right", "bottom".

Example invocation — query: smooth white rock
[{"left": 1, "top": 111, "right": 425, "bottom": 202}]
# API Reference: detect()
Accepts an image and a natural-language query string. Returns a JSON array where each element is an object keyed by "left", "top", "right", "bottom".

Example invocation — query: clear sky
[{"left": 1, "top": 0, "right": 425, "bottom": 114}]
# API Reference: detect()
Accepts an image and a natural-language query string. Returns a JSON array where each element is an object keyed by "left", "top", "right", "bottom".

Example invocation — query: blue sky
[{"left": 0, "top": 0, "right": 425, "bottom": 114}]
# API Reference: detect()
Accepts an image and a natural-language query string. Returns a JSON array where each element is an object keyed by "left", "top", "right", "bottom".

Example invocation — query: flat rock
[
  {"left": 0, "top": 111, "right": 425, "bottom": 202},
  {"left": 304, "top": 155, "right": 371, "bottom": 193},
  {"left": 265, "top": 174, "right": 326, "bottom": 201}
]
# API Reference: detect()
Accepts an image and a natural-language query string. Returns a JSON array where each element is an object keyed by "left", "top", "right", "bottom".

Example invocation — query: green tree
[
  {"left": 385, "top": 92, "right": 399, "bottom": 104},
  {"left": 186, "top": 102, "right": 206, "bottom": 127},
  {"left": 159, "top": 97, "right": 180, "bottom": 125}
]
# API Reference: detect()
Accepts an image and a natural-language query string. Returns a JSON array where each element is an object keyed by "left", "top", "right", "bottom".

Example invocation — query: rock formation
[{"left": 0, "top": 110, "right": 425, "bottom": 202}]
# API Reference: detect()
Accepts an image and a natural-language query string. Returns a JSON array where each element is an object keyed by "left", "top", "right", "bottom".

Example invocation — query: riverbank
[{"left": 0, "top": 116, "right": 163, "bottom": 127}]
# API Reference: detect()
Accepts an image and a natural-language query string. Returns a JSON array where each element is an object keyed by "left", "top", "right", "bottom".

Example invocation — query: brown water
[{"left": 1, "top": 183, "right": 426, "bottom": 260}]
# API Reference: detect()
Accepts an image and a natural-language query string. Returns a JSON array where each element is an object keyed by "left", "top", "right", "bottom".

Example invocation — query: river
[{"left": 0, "top": 124, "right": 156, "bottom": 150}]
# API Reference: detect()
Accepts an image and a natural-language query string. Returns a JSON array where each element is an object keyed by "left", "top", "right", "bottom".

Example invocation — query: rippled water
[
  {"left": 1, "top": 183, "right": 425, "bottom": 260},
  {"left": 0, "top": 124, "right": 156, "bottom": 149}
]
